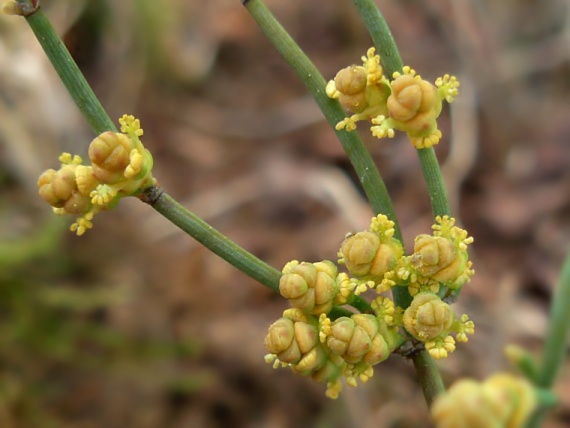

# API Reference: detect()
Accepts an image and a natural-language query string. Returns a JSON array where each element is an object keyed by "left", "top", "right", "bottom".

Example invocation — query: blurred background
[{"left": 1, "top": 0, "right": 570, "bottom": 426}]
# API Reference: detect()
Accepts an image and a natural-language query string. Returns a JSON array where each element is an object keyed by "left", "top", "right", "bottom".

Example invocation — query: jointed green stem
[
  {"left": 537, "top": 249, "right": 570, "bottom": 388},
  {"left": 18, "top": 3, "right": 116, "bottom": 134},
  {"left": 417, "top": 148, "right": 452, "bottom": 218},
  {"left": 527, "top": 247, "right": 570, "bottom": 427},
  {"left": 353, "top": 0, "right": 447, "bottom": 404},
  {"left": 243, "top": 0, "right": 411, "bottom": 315},
  {"left": 140, "top": 186, "right": 373, "bottom": 313},
  {"left": 412, "top": 350, "right": 446, "bottom": 408},
  {"left": 243, "top": 0, "right": 401, "bottom": 242},
  {"left": 352, "top": 0, "right": 404, "bottom": 76},
  {"left": 141, "top": 187, "right": 281, "bottom": 290}
]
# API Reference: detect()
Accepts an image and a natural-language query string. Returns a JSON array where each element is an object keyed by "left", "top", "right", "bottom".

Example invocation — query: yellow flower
[
  {"left": 328, "top": 48, "right": 460, "bottom": 149},
  {"left": 403, "top": 292, "right": 455, "bottom": 342},
  {"left": 264, "top": 309, "right": 345, "bottom": 398},
  {"left": 431, "top": 373, "right": 537, "bottom": 428},
  {"left": 279, "top": 260, "right": 340, "bottom": 315},
  {"left": 37, "top": 115, "right": 156, "bottom": 236},
  {"left": 326, "top": 48, "right": 391, "bottom": 132},
  {"left": 322, "top": 313, "right": 403, "bottom": 366},
  {"left": 338, "top": 214, "right": 404, "bottom": 285}
]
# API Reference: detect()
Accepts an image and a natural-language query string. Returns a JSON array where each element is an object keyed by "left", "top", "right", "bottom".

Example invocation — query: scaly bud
[
  {"left": 411, "top": 235, "right": 468, "bottom": 286},
  {"left": 89, "top": 132, "right": 133, "bottom": 184},
  {"left": 332, "top": 66, "right": 368, "bottom": 113},
  {"left": 431, "top": 373, "right": 536, "bottom": 428},
  {"left": 338, "top": 214, "right": 404, "bottom": 283},
  {"left": 264, "top": 310, "right": 346, "bottom": 398},
  {"left": 403, "top": 292, "right": 454, "bottom": 342},
  {"left": 327, "top": 48, "right": 391, "bottom": 132},
  {"left": 323, "top": 314, "right": 402, "bottom": 366},
  {"left": 279, "top": 260, "right": 339, "bottom": 315},
  {"left": 37, "top": 115, "right": 156, "bottom": 236}
]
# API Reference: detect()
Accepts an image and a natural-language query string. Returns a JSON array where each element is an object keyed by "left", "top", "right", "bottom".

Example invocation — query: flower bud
[
  {"left": 279, "top": 261, "right": 339, "bottom": 315},
  {"left": 403, "top": 292, "right": 454, "bottom": 342},
  {"left": 264, "top": 314, "right": 320, "bottom": 365},
  {"left": 387, "top": 73, "right": 437, "bottom": 134},
  {"left": 89, "top": 132, "right": 133, "bottom": 184},
  {"left": 326, "top": 314, "right": 395, "bottom": 365},
  {"left": 431, "top": 374, "right": 536, "bottom": 428},
  {"left": 339, "top": 232, "right": 401, "bottom": 280},
  {"left": 483, "top": 374, "right": 537, "bottom": 427},
  {"left": 411, "top": 234, "right": 469, "bottom": 285},
  {"left": 334, "top": 66, "right": 368, "bottom": 113},
  {"left": 431, "top": 379, "right": 496, "bottom": 427},
  {"left": 37, "top": 165, "right": 92, "bottom": 215}
]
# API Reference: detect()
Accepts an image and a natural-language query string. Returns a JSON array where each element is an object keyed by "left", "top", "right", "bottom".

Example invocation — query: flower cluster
[
  {"left": 265, "top": 214, "right": 474, "bottom": 398},
  {"left": 326, "top": 48, "right": 459, "bottom": 149},
  {"left": 37, "top": 115, "right": 155, "bottom": 235},
  {"left": 431, "top": 373, "right": 537, "bottom": 428}
]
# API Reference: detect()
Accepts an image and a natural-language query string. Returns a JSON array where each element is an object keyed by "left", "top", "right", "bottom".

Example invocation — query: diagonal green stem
[
  {"left": 242, "top": 0, "right": 401, "bottom": 241},
  {"left": 353, "top": 0, "right": 451, "bottom": 220},
  {"left": 140, "top": 186, "right": 372, "bottom": 314},
  {"left": 140, "top": 187, "right": 281, "bottom": 290},
  {"left": 17, "top": 1, "right": 116, "bottom": 133},
  {"left": 16, "top": 0, "right": 373, "bottom": 314},
  {"left": 243, "top": 0, "right": 411, "bottom": 315}
]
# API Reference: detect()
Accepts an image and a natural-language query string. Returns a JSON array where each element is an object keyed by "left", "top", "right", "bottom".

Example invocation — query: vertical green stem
[
  {"left": 352, "top": 0, "right": 447, "bottom": 404},
  {"left": 527, "top": 246, "right": 570, "bottom": 427},
  {"left": 537, "top": 249, "right": 570, "bottom": 387},
  {"left": 19, "top": 3, "right": 116, "bottom": 133},
  {"left": 352, "top": 0, "right": 404, "bottom": 76},
  {"left": 527, "top": 244, "right": 570, "bottom": 428},
  {"left": 412, "top": 350, "right": 446, "bottom": 408},
  {"left": 417, "top": 148, "right": 452, "bottom": 218}
]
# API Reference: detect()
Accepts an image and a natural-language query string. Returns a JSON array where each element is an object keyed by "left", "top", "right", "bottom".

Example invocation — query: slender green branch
[
  {"left": 353, "top": 0, "right": 447, "bottom": 404},
  {"left": 417, "top": 148, "right": 452, "bottom": 217},
  {"left": 243, "top": 0, "right": 412, "bottom": 312},
  {"left": 17, "top": 0, "right": 376, "bottom": 315},
  {"left": 140, "top": 186, "right": 374, "bottom": 313},
  {"left": 537, "top": 248, "right": 570, "bottom": 387},
  {"left": 412, "top": 350, "right": 446, "bottom": 408},
  {"left": 353, "top": 0, "right": 451, "bottom": 220},
  {"left": 243, "top": 0, "right": 401, "bottom": 241},
  {"left": 527, "top": 245, "right": 570, "bottom": 427},
  {"left": 18, "top": 1, "right": 116, "bottom": 134},
  {"left": 140, "top": 186, "right": 281, "bottom": 290},
  {"left": 352, "top": 0, "right": 404, "bottom": 76}
]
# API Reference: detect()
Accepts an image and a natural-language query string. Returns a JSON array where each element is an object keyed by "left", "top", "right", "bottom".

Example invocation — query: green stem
[
  {"left": 412, "top": 350, "right": 446, "bottom": 408},
  {"left": 352, "top": 0, "right": 404, "bottom": 76},
  {"left": 353, "top": 0, "right": 447, "bottom": 404},
  {"left": 537, "top": 248, "right": 570, "bottom": 387},
  {"left": 18, "top": 2, "right": 116, "bottom": 134},
  {"left": 243, "top": 0, "right": 411, "bottom": 312},
  {"left": 526, "top": 245, "right": 570, "bottom": 427},
  {"left": 141, "top": 186, "right": 281, "bottom": 291},
  {"left": 353, "top": 0, "right": 452, "bottom": 219},
  {"left": 348, "top": 295, "right": 373, "bottom": 314},
  {"left": 140, "top": 186, "right": 374, "bottom": 313},
  {"left": 18, "top": 1, "right": 376, "bottom": 315},
  {"left": 243, "top": 0, "right": 401, "bottom": 241},
  {"left": 417, "top": 148, "right": 452, "bottom": 218}
]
